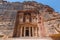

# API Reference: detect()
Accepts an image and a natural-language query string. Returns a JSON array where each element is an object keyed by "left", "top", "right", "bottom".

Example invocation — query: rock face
[{"left": 0, "top": 0, "right": 60, "bottom": 37}]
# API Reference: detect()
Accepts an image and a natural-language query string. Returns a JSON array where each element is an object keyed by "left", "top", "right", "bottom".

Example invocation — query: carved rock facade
[{"left": 0, "top": 0, "right": 60, "bottom": 38}]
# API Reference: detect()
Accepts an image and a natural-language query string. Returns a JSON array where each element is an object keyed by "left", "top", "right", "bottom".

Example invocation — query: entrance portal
[
  {"left": 22, "top": 27, "right": 32, "bottom": 37},
  {"left": 25, "top": 29, "right": 29, "bottom": 36},
  {"left": 25, "top": 27, "right": 29, "bottom": 36}
]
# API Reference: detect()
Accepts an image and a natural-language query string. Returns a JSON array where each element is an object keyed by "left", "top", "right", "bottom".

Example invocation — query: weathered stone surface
[{"left": 0, "top": 0, "right": 60, "bottom": 38}]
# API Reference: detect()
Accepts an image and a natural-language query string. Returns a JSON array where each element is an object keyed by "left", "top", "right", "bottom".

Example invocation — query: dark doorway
[{"left": 25, "top": 30, "right": 29, "bottom": 36}]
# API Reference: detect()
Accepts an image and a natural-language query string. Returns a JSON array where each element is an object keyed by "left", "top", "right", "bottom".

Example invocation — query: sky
[{"left": 6, "top": 0, "right": 60, "bottom": 13}]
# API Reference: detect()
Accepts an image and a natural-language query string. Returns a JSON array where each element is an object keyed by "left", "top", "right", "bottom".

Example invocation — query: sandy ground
[{"left": 0, "top": 37, "right": 52, "bottom": 40}]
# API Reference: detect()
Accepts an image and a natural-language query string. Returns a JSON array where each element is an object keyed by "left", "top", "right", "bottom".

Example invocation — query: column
[
  {"left": 24, "top": 27, "right": 25, "bottom": 37},
  {"left": 29, "top": 27, "right": 31, "bottom": 37},
  {"left": 35, "top": 27, "right": 37, "bottom": 37},
  {"left": 37, "top": 27, "right": 38, "bottom": 37},
  {"left": 34, "top": 27, "right": 36, "bottom": 37},
  {"left": 20, "top": 27, "right": 22, "bottom": 37},
  {"left": 38, "top": 26, "right": 41, "bottom": 37},
  {"left": 32, "top": 27, "right": 34, "bottom": 37},
  {"left": 17, "top": 26, "right": 20, "bottom": 37}
]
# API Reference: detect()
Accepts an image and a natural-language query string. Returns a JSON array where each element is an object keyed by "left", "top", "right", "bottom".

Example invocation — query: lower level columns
[{"left": 19, "top": 27, "right": 38, "bottom": 37}]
